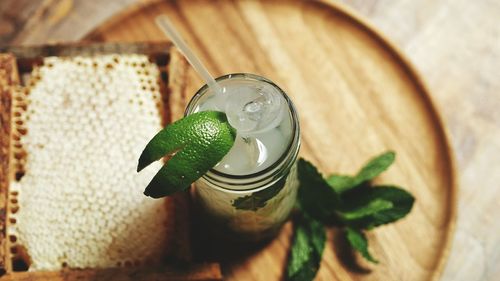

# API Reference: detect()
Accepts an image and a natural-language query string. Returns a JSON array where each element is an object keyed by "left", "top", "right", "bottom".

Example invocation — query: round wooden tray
[{"left": 86, "top": 1, "right": 457, "bottom": 280}]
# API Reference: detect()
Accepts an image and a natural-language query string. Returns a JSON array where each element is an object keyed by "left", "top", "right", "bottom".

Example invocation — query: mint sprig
[{"left": 286, "top": 151, "right": 415, "bottom": 281}]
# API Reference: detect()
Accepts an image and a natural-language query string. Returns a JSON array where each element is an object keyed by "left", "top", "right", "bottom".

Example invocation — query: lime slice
[{"left": 138, "top": 111, "right": 236, "bottom": 198}]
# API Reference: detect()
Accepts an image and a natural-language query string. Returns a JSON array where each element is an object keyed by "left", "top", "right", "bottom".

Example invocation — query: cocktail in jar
[{"left": 185, "top": 73, "right": 300, "bottom": 242}]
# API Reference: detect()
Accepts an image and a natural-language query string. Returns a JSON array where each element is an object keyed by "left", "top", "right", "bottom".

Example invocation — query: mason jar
[{"left": 185, "top": 73, "right": 300, "bottom": 242}]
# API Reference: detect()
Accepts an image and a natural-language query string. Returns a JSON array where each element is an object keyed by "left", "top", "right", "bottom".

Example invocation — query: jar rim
[{"left": 184, "top": 73, "right": 300, "bottom": 192}]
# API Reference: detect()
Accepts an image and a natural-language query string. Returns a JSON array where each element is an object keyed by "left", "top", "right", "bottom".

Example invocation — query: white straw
[{"left": 155, "top": 15, "right": 222, "bottom": 95}]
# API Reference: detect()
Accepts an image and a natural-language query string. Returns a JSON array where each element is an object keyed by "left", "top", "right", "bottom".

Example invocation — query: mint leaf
[
  {"left": 356, "top": 151, "right": 395, "bottom": 183},
  {"left": 326, "top": 174, "right": 355, "bottom": 193},
  {"left": 232, "top": 177, "right": 286, "bottom": 211},
  {"left": 327, "top": 151, "right": 395, "bottom": 193},
  {"left": 138, "top": 111, "right": 236, "bottom": 198},
  {"left": 345, "top": 227, "right": 378, "bottom": 263},
  {"left": 335, "top": 199, "right": 393, "bottom": 221},
  {"left": 286, "top": 215, "right": 326, "bottom": 281},
  {"left": 341, "top": 186, "right": 415, "bottom": 229},
  {"left": 297, "top": 159, "right": 339, "bottom": 222}
]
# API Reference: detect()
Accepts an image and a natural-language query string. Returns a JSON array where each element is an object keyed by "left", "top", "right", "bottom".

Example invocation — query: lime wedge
[{"left": 138, "top": 111, "right": 236, "bottom": 198}]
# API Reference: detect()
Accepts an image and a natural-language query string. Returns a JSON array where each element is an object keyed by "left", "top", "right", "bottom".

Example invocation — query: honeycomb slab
[{"left": 8, "top": 54, "right": 173, "bottom": 271}]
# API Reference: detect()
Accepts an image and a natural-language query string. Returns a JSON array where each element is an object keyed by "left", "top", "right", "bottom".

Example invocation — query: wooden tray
[
  {"left": 0, "top": 42, "right": 221, "bottom": 281},
  {"left": 85, "top": 1, "right": 458, "bottom": 280}
]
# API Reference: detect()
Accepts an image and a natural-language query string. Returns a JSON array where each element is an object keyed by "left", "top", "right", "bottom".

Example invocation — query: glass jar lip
[{"left": 184, "top": 73, "right": 300, "bottom": 187}]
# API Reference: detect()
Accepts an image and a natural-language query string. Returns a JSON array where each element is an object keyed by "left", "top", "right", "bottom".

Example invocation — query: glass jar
[{"left": 185, "top": 73, "right": 300, "bottom": 242}]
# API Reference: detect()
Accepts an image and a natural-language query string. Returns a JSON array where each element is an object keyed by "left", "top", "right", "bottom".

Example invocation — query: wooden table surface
[{"left": 1, "top": 1, "right": 498, "bottom": 281}]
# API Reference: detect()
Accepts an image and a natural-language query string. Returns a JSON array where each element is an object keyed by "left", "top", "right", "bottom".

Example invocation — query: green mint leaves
[
  {"left": 232, "top": 176, "right": 287, "bottom": 211},
  {"left": 287, "top": 214, "right": 326, "bottom": 281},
  {"left": 345, "top": 227, "right": 378, "bottom": 263},
  {"left": 336, "top": 198, "right": 393, "bottom": 221},
  {"left": 326, "top": 151, "right": 395, "bottom": 193},
  {"left": 137, "top": 111, "right": 236, "bottom": 198},
  {"left": 297, "top": 160, "right": 339, "bottom": 222},
  {"left": 337, "top": 185, "right": 415, "bottom": 230},
  {"left": 286, "top": 151, "right": 415, "bottom": 281}
]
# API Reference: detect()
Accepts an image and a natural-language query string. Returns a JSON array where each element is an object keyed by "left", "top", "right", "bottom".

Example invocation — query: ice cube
[
  {"left": 214, "top": 136, "right": 267, "bottom": 174},
  {"left": 224, "top": 84, "right": 285, "bottom": 135}
]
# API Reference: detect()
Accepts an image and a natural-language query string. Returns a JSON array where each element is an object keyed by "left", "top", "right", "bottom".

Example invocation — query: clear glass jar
[{"left": 185, "top": 73, "right": 300, "bottom": 242}]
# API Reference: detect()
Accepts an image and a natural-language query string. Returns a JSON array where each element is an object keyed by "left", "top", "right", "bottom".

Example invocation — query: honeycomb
[{"left": 7, "top": 54, "right": 173, "bottom": 271}]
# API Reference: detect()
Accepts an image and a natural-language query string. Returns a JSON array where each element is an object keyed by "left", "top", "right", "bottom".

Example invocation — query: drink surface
[{"left": 190, "top": 76, "right": 293, "bottom": 176}]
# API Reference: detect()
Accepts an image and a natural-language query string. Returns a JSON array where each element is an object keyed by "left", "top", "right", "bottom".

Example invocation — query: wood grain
[{"left": 85, "top": 1, "right": 457, "bottom": 280}]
